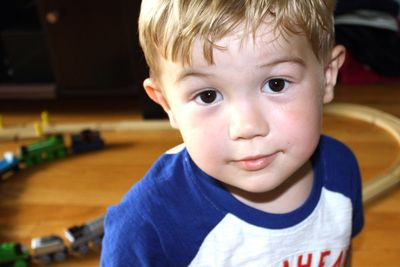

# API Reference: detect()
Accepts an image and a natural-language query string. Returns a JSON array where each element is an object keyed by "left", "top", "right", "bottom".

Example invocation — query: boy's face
[{"left": 145, "top": 22, "right": 344, "bottom": 195}]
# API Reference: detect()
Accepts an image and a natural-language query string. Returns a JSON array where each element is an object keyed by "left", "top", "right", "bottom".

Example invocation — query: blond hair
[{"left": 139, "top": 0, "right": 336, "bottom": 79}]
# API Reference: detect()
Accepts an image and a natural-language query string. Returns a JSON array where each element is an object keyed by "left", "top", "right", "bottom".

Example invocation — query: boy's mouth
[{"left": 233, "top": 153, "right": 278, "bottom": 171}]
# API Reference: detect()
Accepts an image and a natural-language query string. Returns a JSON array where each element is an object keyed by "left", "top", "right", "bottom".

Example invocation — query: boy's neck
[{"left": 226, "top": 161, "right": 314, "bottom": 214}]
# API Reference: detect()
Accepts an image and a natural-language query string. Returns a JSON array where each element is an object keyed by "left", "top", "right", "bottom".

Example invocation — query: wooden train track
[
  {"left": 1, "top": 103, "right": 399, "bottom": 204},
  {"left": 0, "top": 119, "right": 171, "bottom": 141}
]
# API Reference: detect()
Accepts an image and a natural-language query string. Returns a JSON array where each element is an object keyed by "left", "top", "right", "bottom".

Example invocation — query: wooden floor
[{"left": 0, "top": 84, "right": 399, "bottom": 266}]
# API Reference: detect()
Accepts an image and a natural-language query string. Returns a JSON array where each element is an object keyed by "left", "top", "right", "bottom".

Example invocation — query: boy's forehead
[{"left": 162, "top": 22, "right": 312, "bottom": 74}]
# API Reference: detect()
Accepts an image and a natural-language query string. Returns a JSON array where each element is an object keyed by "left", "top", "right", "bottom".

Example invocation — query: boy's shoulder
[
  {"left": 122, "top": 143, "right": 190, "bottom": 206},
  {"left": 318, "top": 134, "right": 356, "bottom": 158},
  {"left": 316, "top": 134, "right": 362, "bottom": 203},
  {"left": 317, "top": 134, "right": 359, "bottom": 172}
]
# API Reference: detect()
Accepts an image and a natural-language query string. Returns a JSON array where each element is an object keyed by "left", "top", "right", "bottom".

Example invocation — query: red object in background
[{"left": 339, "top": 53, "right": 400, "bottom": 85}]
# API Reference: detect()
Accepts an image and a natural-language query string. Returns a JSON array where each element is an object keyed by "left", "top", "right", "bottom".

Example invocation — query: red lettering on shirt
[
  {"left": 282, "top": 249, "right": 346, "bottom": 267},
  {"left": 298, "top": 253, "right": 313, "bottom": 267},
  {"left": 318, "top": 250, "right": 331, "bottom": 267},
  {"left": 332, "top": 251, "right": 344, "bottom": 267}
]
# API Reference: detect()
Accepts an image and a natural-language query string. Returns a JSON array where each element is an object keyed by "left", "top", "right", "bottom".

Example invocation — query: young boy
[{"left": 101, "top": 0, "right": 364, "bottom": 266}]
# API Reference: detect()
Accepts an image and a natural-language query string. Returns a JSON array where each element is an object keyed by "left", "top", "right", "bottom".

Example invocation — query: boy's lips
[{"left": 232, "top": 153, "right": 278, "bottom": 171}]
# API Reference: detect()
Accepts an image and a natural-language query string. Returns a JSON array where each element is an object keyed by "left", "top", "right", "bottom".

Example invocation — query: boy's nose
[{"left": 228, "top": 102, "right": 269, "bottom": 140}]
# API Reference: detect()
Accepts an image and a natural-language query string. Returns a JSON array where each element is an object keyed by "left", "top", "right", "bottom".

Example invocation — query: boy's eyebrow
[
  {"left": 257, "top": 56, "right": 306, "bottom": 68},
  {"left": 175, "top": 69, "right": 213, "bottom": 83}
]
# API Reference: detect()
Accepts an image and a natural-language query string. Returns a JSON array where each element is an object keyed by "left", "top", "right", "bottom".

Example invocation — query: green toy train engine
[
  {"left": 19, "top": 134, "right": 67, "bottom": 167},
  {"left": 0, "top": 242, "right": 30, "bottom": 267}
]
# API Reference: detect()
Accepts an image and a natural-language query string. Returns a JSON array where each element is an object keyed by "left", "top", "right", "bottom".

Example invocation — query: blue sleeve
[
  {"left": 349, "top": 153, "right": 364, "bottom": 238},
  {"left": 100, "top": 198, "right": 170, "bottom": 267}
]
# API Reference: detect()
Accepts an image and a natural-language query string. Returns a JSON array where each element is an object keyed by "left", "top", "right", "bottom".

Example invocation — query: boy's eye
[
  {"left": 262, "top": 78, "right": 288, "bottom": 93},
  {"left": 194, "top": 90, "right": 223, "bottom": 105}
]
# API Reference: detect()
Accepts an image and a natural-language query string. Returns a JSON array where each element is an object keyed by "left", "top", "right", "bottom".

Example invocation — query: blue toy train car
[
  {"left": 0, "top": 152, "right": 20, "bottom": 179},
  {"left": 70, "top": 129, "right": 105, "bottom": 154}
]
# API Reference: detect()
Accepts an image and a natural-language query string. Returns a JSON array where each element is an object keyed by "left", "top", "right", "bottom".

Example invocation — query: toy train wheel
[
  {"left": 37, "top": 254, "right": 51, "bottom": 265},
  {"left": 14, "top": 261, "right": 28, "bottom": 267},
  {"left": 30, "top": 156, "right": 40, "bottom": 166},
  {"left": 58, "top": 148, "right": 67, "bottom": 158},
  {"left": 73, "top": 244, "right": 89, "bottom": 255},
  {"left": 91, "top": 237, "right": 102, "bottom": 249},
  {"left": 52, "top": 149, "right": 65, "bottom": 159},
  {"left": 19, "top": 146, "right": 28, "bottom": 155},
  {"left": 53, "top": 250, "right": 67, "bottom": 262}
]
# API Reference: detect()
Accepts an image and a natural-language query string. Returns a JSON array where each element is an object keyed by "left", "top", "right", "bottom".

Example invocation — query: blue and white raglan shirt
[{"left": 101, "top": 135, "right": 364, "bottom": 267}]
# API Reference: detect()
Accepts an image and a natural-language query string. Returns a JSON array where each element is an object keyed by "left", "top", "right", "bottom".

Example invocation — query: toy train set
[
  {"left": 0, "top": 129, "right": 105, "bottom": 177},
  {"left": 0, "top": 129, "right": 106, "bottom": 266}
]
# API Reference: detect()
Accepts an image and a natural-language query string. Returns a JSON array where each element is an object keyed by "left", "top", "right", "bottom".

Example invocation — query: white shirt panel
[{"left": 189, "top": 188, "right": 352, "bottom": 267}]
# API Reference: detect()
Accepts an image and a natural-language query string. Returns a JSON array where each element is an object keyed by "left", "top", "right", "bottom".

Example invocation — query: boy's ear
[
  {"left": 323, "top": 45, "right": 346, "bottom": 104},
  {"left": 143, "top": 78, "right": 178, "bottom": 128}
]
